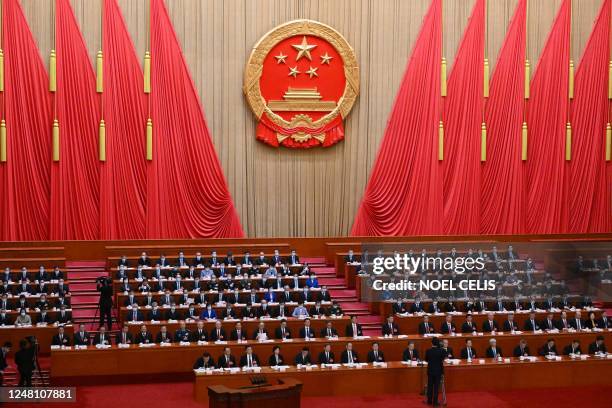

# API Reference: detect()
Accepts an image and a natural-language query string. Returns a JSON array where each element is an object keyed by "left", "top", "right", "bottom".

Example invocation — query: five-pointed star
[
  {"left": 275, "top": 52, "right": 288, "bottom": 64},
  {"left": 305, "top": 66, "right": 319, "bottom": 78},
  {"left": 292, "top": 36, "right": 317, "bottom": 61},
  {"left": 320, "top": 52, "right": 333, "bottom": 64},
  {"left": 288, "top": 66, "right": 300, "bottom": 78}
]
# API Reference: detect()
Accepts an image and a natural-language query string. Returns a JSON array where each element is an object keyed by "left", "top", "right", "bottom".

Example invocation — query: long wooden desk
[
  {"left": 0, "top": 324, "right": 74, "bottom": 354},
  {"left": 394, "top": 310, "right": 586, "bottom": 334},
  {"left": 50, "top": 331, "right": 612, "bottom": 380},
  {"left": 125, "top": 317, "right": 350, "bottom": 338},
  {"left": 194, "top": 357, "right": 612, "bottom": 403}
]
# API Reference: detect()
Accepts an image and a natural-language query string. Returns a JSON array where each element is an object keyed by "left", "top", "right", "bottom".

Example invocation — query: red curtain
[
  {"left": 443, "top": 0, "right": 485, "bottom": 235},
  {"left": 0, "top": 0, "right": 52, "bottom": 240},
  {"left": 568, "top": 0, "right": 611, "bottom": 233},
  {"left": 351, "top": 0, "right": 442, "bottom": 236},
  {"left": 99, "top": 0, "right": 147, "bottom": 239},
  {"left": 480, "top": 0, "right": 527, "bottom": 234},
  {"left": 147, "top": 0, "right": 243, "bottom": 238},
  {"left": 526, "top": 0, "right": 571, "bottom": 234},
  {"left": 50, "top": 0, "right": 101, "bottom": 240}
]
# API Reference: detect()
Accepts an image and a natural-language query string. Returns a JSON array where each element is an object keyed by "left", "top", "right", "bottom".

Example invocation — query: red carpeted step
[
  {"left": 302, "top": 257, "right": 326, "bottom": 264},
  {"left": 318, "top": 277, "right": 345, "bottom": 286},
  {"left": 329, "top": 289, "right": 357, "bottom": 298}
]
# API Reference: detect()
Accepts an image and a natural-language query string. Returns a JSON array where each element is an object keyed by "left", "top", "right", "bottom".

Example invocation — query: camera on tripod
[{"left": 96, "top": 276, "right": 112, "bottom": 285}]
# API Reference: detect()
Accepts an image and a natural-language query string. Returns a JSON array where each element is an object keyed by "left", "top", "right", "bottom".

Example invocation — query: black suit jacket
[
  {"left": 115, "top": 332, "right": 134, "bottom": 345},
  {"left": 367, "top": 350, "right": 385, "bottom": 363},
  {"left": 382, "top": 322, "right": 399, "bottom": 336},
  {"left": 513, "top": 345, "right": 530, "bottom": 357},
  {"left": 73, "top": 331, "right": 90, "bottom": 346},
  {"left": 485, "top": 346, "right": 503, "bottom": 358},
  {"left": 461, "top": 321, "right": 476, "bottom": 333},
  {"left": 135, "top": 331, "right": 153, "bottom": 344},
  {"left": 340, "top": 350, "right": 359, "bottom": 364},
  {"left": 460, "top": 347, "right": 476, "bottom": 359},
  {"left": 482, "top": 320, "right": 499, "bottom": 332},
  {"left": 294, "top": 352, "right": 312, "bottom": 365},
  {"left": 318, "top": 351, "right": 335, "bottom": 364},
  {"left": 269, "top": 354, "right": 285, "bottom": 366},
  {"left": 217, "top": 354, "right": 236, "bottom": 368},
  {"left": 210, "top": 328, "right": 227, "bottom": 341},
  {"left": 425, "top": 346, "right": 446, "bottom": 375},
  {"left": 403, "top": 348, "right": 420, "bottom": 361},
  {"left": 193, "top": 357, "right": 216, "bottom": 369},
  {"left": 275, "top": 327, "right": 292, "bottom": 339},
  {"left": 239, "top": 354, "right": 260, "bottom": 367},
  {"left": 52, "top": 333, "right": 71, "bottom": 346}
]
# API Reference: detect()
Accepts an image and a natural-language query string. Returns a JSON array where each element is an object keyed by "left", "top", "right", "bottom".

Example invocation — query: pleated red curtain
[
  {"left": 147, "top": 0, "right": 243, "bottom": 238},
  {"left": 99, "top": 0, "right": 147, "bottom": 239},
  {"left": 480, "top": 0, "right": 527, "bottom": 234},
  {"left": 351, "top": 0, "right": 442, "bottom": 236},
  {"left": 0, "top": 0, "right": 52, "bottom": 240},
  {"left": 50, "top": 0, "right": 101, "bottom": 240},
  {"left": 443, "top": 0, "right": 485, "bottom": 235},
  {"left": 526, "top": 0, "right": 571, "bottom": 234},
  {"left": 568, "top": 0, "right": 611, "bottom": 233}
]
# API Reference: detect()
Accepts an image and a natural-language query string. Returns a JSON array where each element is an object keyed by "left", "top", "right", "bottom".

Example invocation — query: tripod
[
  {"left": 440, "top": 374, "right": 447, "bottom": 406},
  {"left": 90, "top": 300, "right": 117, "bottom": 331}
]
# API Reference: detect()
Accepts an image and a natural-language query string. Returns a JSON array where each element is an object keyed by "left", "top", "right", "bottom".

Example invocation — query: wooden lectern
[{"left": 207, "top": 378, "right": 302, "bottom": 408}]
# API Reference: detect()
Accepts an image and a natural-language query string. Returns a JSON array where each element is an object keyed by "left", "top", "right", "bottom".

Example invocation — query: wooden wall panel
[{"left": 18, "top": 0, "right": 604, "bottom": 238}]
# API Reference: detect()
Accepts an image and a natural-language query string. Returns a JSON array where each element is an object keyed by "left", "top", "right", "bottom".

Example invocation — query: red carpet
[{"left": 13, "top": 383, "right": 612, "bottom": 407}]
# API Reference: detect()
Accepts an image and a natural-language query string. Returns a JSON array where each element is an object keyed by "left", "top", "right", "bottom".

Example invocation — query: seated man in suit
[
  {"left": 138, "top": 252, "right": 151, "bottom": 267},
  {"left": 556, "top": 310, "right": 571, "bottom": 331},
  {"left": 295, "top": 347, "right": 312, "bottom": 365},
  {"left": 193, "top": 352, "right": 216, "bottom": 369},
  {"left": 461, "top": 314, "right": 476, "bottom": 333},
  {"left": 191, "top": 320, "right": 209, "bottom": 342},
  {"left": 441, "top": 339, "right": 454, "bottom": 359},
  {"left": 367, "top": 342, "right": 385, "bottom": 363},
  {"left": 288, "top": 250, "right": 300, "bottom": 265},
  {"left": 345, "top": 315, "right": 363, "bottom": 337},
  {"left": 403, "top": 341, "right": 420, "bottom": 361},
  {"left": 37, "top": 309, "right": 53, "bottom": 325},
  {"left": 585, "top": 311, "right": 600, "bottom": 330},
  {"left": 73, "top": 324, "right": 90, "bottom": 346},
  {"left": 309, "top": 301, "right": 327, "bottom": 317},
  {"left": 318, "top": 343, "right": 335, "bottom": 364},
  {"left": 210, "top": 320, "right": 227, "bottom": 342},
  {"left": 382, "top": 315, "right": 399, "bottom": 336},
  {"left": 275, "top": 319, "right": 292, "bottom": 340},
  {"left": 156, "top": 325, "right": 173, "bottom": 344},
  {"left": 0, "top": 309, "right": 12, "bottom": 326},
  {"left": 269, "top": 345, "right": 285, "bottom": 366},
  {"left": 485, "top": 338, "right": 503, "bottom": 358},
  {"left": 227, "top": 322, "right": 245, "bottom": 341},
  {"left": 542, "top": 312, "right": 557, "bottom": 332},
  {"left": 598, "top": 311, "right": 610, "bottom": 329},
  {"left": 418, "top": 315, "right": 435, "bottom": 335},
  {"left": 218, "top": 347, "right": 236, "bottom": 368},
  {"left": 253, "top": 321, "right": 269, "bottom": 341},
  {"left": 299, "top": 318, "right": 316, "bottom": 339},
  {"left": 135, "top": 324, "right": 153, "bottom": 344},
  {"left": 524, "top": 311, "right": 541, "bottom": 332},
  {"left": 148, "top": 303, "right": 165, "bottom": 321},
  {"left": 500, "top": 313, "right": 517, "bottom": 332},
  {"left": 493, "top": 297, "right": 507, "bottom": 312},
  {"left": 588, "top": 335, "right": 608, "bottom": 354},
  {"left": 341, "top": 342, "right": 359, "bottom": 364},
  {"left": 540, "top": 338, "right": 558, "bottom": 356},
  {"left": 570, "top": 310, "right": 585, "bottom": 331},
  {"left": 116, "top": 325, "right": 134, "bottom": 345},
  {"left": 392, "top": 298, "right": 406, "bottom": 314},
  {"left": 128, "top": 303, "right": 144, "bottom": 322},
  {"left": 460, "top": 339, "right": 476, "bottom": 360},
  {"left": 240, "top": 345, "right": 260, "bottom": 368},
  {"left": 410, "top": 298, "right": 425, "bottom": 313},
  {"left": 51, "top": 326, "right": 71, "bottom": 347},
  {"left": 563, "top": 339, "right": 582, "bottom": 355},
  {"left": 440, "top": 314, "right": 456, "bottom": 335},
  {"left": 513, "top": 338, "right": 531, "bottom": 357},
  {"left": 320, "top": 321, "right": 338, "bottom": 338},
  {"left": 482, "top": 312, "right": 499, "bottom": 333},
  {"left": 93, "top": 326, "right": 111, "bottom": 346}
]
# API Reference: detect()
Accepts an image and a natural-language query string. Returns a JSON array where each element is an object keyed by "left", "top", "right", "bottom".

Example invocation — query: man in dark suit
[
  {"left": 344, "top": 250, "right": 360, "bottom": 264},
  {"left": 425, "top": 338, "right": 446, "bottom": 406},
  {"left": 73, "top": 324, "right": 90, "bottom": 346},
  {"left": 318, "top": 343, "right": 335, "bottom": 364},
  {"left": 239, "top": 346, "right": 260, "bottom": 367},
  {"left": 340, "top": 342, "right": 359, "bottom": 364},
  {"left": 116, "top": 326, "right": 134, "bottom": 345},
  {"left": 440, "top": 314, "right": 455, "bottom": 335},
  {"left": 192, "top": 321, "right": 209, "bottom": 342},
  {"left": 93, "top": 326, "right": 111, "bottom": 346},
  {"left": 218, "top": 347, "right": 236, "bottom": 368},
  {"left": 56, "top": 305, "right": 72, "bottom": 324},
  {"left": 51, "top": 326, "right": 71, "bottom": 347},
  {"left": 588, "top": 336, "right": 607, "bottom": 354},
  {"left": 345, "top": 316, "right": 363, "bottom": 337},
  {"left": 193, "top": 352, "right": 216, "bottom": 369},
  {"left": 485, "top": 338, "right": 503, "bottom": 358},
  {"left": 275, "top": 319, "right": 292, "bottom": 340},
  {"left": 598, "top": 311, "right": 610, "bottom": 329},
  {"left": 419, "top": 315, "right": 435, "bottom": 335},
  {"left": 460, "top": 339, "right": 476, "bottom": 359},
  {"left": 320, "top": 321, "right": 338, "bottom": 338},
  {"left": 503, "top": 313, "right": 519, "bottom": 332},
  {"left": 156, "top": 326, "right": 173, "bottom": 344},
  {"left": 174, "top": 321, "right": 191, "bottom": 342},
  {"left": 403, "top": 341, "right": 420, "bottom": 361},
  {"left": 0, "top": 342, "right": 10, "bottom": 386},
  {"left": 299, "top": 319, "right": 316, "bottom": 339},
  {"left": 138, "top": 252, "right": 151, "bottom": 267},
  {"left": 135, "top": 325, "right": 153, "bottom": 344},
  {"left": 461, "top": 314, "right": 476, "bottom": 333},
  {"left": 570, "top": 311, "right": 584, "bottom": 331},
  {"left": 563, "top": 339, "right": 582, "bottom": 355},
  {"left": 410, "top": 299, "right": 425, "bottom": 313},
  {"left": 542, "top": 313, "right": 557, "bottom": 331},
  {"left": 482, "top": 313, "right": 499, "bottom": 332},
  {"left": 540, "top": 338, "right": 558, "bottom": 356},
  {"left": 367, "top": 342, "right": 385, "bottom": 363},
  {"left": 513, "top": 339, "right": 530, "bottom": 357},
  {"left": 210, "top": 321, "right": 227, "bottom": 341},
  {"left": 230, "top": 322, "right": 247, "bottom": 341},
  {"left": 294, "top": 347, "right": 312, "bottom": 365},
  {"left": 269, "top": 346, "right": 285, "bottom": 366},
  {"left": 382, "top": 315, "right": 399, "bottom": 336}
]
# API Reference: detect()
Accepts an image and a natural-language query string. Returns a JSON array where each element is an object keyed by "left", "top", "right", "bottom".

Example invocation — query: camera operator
[
  {"left": 0, "top": 341, "right": 11, "bottom": 386},
  {"left": 97, "top": 277, "right": 114, "bottom": 330},
  {"left": 15, "top": 338, "right": 35, "bottom": 387}
]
